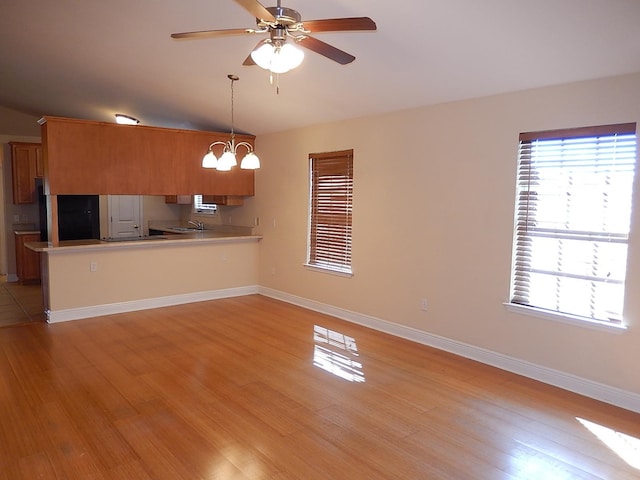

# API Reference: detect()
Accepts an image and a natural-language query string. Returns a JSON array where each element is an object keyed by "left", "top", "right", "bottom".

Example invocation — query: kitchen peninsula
[
  {"left": 30, "top": 116, "right": 262, "bottom": 323},
  {"left": 28, "top": 230, "right": 261, "bottom": 323}
]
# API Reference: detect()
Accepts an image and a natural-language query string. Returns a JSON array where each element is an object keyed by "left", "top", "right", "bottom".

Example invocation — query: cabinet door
[
  {"left": 201, "top": 195, "right": 244, "bottom": 206},
  {"left": 42, "top": 117, "right": 255, "bottom": 195},
  {"left": 15, "top": 232, "right": 41, "bottom": 284},
  {"left": 35, "top": 145, "right": 44, "bottom": 178},
  {"left": 10, "top": 143, "right": 40, "bottom": 204}
]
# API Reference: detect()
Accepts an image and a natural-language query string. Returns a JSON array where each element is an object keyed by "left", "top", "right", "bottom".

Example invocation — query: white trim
[
  {"left": 303, "top": 263, "right": 353, "bottom": 277},
  {"left": 46, "top": 285, "right": 259, "bottom": 323},
  {"left": 6, "top": 274, "right": 19, "bottom": 283},
  {"left": 259, "top": 286, "right": 640, "bottom": 414},
  {"left": 503, "top": 302, "right": 627, "bottom": 334}
]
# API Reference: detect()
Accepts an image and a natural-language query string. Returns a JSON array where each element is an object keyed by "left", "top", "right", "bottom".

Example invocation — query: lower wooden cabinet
[{"left": 15, "top": 231, "right": 41, "bottom": 284}]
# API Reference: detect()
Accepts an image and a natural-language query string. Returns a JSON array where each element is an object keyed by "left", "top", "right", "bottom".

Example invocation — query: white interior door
[{"left": 108, "top": 195, "right": 143, "bottom": 238}]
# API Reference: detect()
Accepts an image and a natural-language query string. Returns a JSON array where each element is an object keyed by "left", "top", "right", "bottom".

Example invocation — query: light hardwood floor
[{"left": 1, "top": 295, "right": 639, "bottom": 479}]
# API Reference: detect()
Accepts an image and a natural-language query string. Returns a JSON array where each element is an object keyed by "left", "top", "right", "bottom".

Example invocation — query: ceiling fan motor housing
[{"left": 260, "top": 6, "right": 302, "bottom": 26}]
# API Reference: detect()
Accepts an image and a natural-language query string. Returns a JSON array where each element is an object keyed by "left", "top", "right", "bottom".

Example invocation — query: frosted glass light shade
[
  {"left": 251, "top": 43, "right": 275, "bottom": 70},
  {"left": 240, "top": 152, "right": 260, "bottom": 169},
  {"left": 202, "top": 151, "right": 217, "bottom": 169},
  {"left": 217, "top": 151, "right": 237, "bottom": 171},
  {"left": 250, "top": 41, "right": 304, "bottom": 73},
  {"left": 270, "top": 43, "right": 304, "bottom": 73}
]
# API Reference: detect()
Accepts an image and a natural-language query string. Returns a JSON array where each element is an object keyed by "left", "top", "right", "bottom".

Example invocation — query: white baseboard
[
  {"left": 46, "top": 285, "right": 259, "bottom": 323},
  {"left": 259, "top": 286, "right": 640, "bottom": 414}
]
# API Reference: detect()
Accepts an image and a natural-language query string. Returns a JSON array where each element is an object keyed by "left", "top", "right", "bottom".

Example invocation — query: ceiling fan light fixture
[
  {"left": 251, "top": 41, "right": 276, "bottom": 69},
  {"left": 250, "top": 40, "right": 304, "bottom": 74},
  {"left": 270, "top": 42, "right": 304, "bottom": 73}
]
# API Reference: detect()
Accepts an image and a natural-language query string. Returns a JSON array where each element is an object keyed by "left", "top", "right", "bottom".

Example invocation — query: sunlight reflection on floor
[
  {"left": 313, "top": 325, "right": 365, "bottom": 382},
  {"left": 577, "top": 417, "right": 640, "bottom": 470}
]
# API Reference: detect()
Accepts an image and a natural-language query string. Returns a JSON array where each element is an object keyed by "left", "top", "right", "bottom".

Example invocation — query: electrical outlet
[
  {"left": 13, "top": 214, "right": 19, "bottom": 222},
  {"left": 420, "top": 298, "right": 428, "bottom": 311},
  {"left": 90, "top": 262, "right": 97, "bottom": 272},
  {"left": 254, "top": 216, "right": 260, "bottom": 227},
  {"left": 271, "top": 267, "right": 276, "bottom": 276}
]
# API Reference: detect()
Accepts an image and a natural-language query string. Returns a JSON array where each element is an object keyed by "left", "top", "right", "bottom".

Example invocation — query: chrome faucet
[{"left": 188, "top": 220, "right": 205, "bottom": 230}]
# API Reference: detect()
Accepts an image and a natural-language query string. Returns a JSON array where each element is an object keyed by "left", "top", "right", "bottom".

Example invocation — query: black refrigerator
[{"left": 36, "top": 179, "right": 100, "bottom": 241}]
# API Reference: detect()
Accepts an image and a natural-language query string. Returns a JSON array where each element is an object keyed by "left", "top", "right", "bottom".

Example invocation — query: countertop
[{"left": 26, "top": 230, "right": 261, "bottom": 254}]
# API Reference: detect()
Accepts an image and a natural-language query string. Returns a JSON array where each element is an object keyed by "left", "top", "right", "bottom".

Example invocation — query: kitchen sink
[{"left": 167, "top": 226, "right": 202, "bottom": 232}]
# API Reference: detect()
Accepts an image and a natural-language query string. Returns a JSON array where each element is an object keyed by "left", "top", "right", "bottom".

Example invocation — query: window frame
[
  {"left": 192, "top": 195, "right": 218, "bottom": 215},
  {"left": 507, "top": 123, "right": 637, "bottom": 330},
  {"left": 305, "top": 149, "right": 354, "bottom": 276}
]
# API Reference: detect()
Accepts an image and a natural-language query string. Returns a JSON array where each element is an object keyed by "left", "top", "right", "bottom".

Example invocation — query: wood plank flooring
[{"left": 1, "top": 294, "right": 639, "bottom": 479}]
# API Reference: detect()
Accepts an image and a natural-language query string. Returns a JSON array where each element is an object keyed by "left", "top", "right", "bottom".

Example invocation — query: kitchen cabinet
[
  {"left": 15, "top": 231, "right": 41, "bottom": 284},
  {"left": 40, "top": 116, "right": 255, "bottom": 196},
  {"left": 165, "top": 195, "right": 192, "bottom": 204},
  {"left": 201, "top": 195, "right": 244, "bottom": 206},
  {"left": 10, "top": 142, "right": 42, "bottom": 204}
]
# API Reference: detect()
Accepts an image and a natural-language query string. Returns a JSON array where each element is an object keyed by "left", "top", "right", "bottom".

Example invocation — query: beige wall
[
  {"left": 234, "top": 72, "right": 640, "bottom": 396},
  {"left": 2, "top": 74, "right": 639, "bottom": 398}
]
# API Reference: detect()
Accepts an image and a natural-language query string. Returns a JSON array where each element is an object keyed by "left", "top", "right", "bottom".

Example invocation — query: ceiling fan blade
[
  {"left": 302, "top": 17, "right": 376, "bottom": 33},
  {"left": 297, "top": 36, "right": 355, "bottom": 65},
  {"left": 234, "top": 0, "right": 276, "bottom": 22},
  {"left": 171, "top": 28, "right": 252, "bottom": 40}
]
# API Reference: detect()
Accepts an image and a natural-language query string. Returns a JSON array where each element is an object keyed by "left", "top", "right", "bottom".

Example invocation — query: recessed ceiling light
[{"left": 115, "top": 114, "right": 140, "bottom": 125}]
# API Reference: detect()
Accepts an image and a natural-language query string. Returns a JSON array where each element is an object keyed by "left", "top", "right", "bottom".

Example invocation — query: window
[
  {"left": 307, "top": 150, "right": 354, "bottom": 275},
  {"left": 510, "top": 123, "right": 637, "bottom": 326},
  {"left": 193, "top": 195, "right": 217, "bottom": 215}
]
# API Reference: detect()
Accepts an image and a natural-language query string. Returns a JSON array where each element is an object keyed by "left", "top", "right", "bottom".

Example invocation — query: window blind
[
  {"left": 193, "top": 195, "right": 217, "bottom": 214},
  {"left": 308, "top": 150, "right": 353, "bottom": 274},
  {"left": 512, "top": 123, "right": 636, "bottom": 324}
]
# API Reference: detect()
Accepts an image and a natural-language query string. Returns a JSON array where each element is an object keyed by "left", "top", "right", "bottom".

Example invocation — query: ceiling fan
[{"left": 171, "top": 0, "right": 376, "bottom": 71}]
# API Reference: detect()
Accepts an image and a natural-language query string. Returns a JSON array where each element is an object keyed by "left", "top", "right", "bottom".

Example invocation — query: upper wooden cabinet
[
  {"left": 10, "top": 142, "right": 42, "bottom": 204},
  {"left": 165, "top": 195, "right": 192, "bottom": 204},
  {"left": 201, "top": 195, "right": 244, "bottom": 206},
  {"left": 40, "top": 116, "right": 255, "bottom": 196}
]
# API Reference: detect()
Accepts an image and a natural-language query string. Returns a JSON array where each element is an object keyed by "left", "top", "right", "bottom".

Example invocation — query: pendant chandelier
[{"left": 202, "top": 74, "right": 260, "bottom": 171}]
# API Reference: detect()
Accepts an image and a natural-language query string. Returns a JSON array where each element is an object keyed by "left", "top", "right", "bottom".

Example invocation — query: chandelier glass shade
[
  {"left": 202, "top": 75, "right": 260, "bottom": 170},
  {"left": 250, "top": 40, "right": 304, "bottom": 74}
]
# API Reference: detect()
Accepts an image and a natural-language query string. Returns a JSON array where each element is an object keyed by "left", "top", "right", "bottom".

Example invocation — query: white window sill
[
  {"left": 304, "top": 263, "right": 353, "bottom": 278},
  {"left": 503, "top": 303, "right": 627, "bottom": 334}
]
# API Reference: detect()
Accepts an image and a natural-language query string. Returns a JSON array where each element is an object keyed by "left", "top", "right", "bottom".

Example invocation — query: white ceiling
[{"left": 1, "top": 0, "right": 640, "bottom": 137}]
